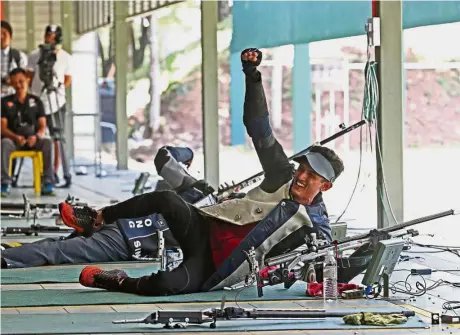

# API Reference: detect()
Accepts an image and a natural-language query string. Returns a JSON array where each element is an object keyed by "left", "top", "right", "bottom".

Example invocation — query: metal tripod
[{"left": 42, "top": 84, "right": 71, "bottom": 186}]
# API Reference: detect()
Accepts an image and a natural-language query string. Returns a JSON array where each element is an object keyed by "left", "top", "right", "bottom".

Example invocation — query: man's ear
[{"left": 321, "top": 181, "right": 333, "bottom": 192}]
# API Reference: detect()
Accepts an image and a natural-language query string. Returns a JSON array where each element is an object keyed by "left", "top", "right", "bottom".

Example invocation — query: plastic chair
[{"left": 8, "top": 151, "right": 43, "bottom": 195}]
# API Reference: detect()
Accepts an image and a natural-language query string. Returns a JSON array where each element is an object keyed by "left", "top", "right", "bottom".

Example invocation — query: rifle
[
  {"left": 113, "top": 303, "right": 414, "bottom": 329},
  {"left": 1, "top": 224, "right": 74, "bottom": 236},
  {"left": 1, "top": 194, "right": 86, "bottom": 220},
  {"left": 231, "top": 209, "right": 459, "bottom": 297},
  {"left": 215, "top": 120, "right": 367, "bottom": 200}
]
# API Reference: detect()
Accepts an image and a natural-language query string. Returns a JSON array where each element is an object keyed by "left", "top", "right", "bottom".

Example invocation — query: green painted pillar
[
  {"left": 25, "top": 1, "right": 35, "bottom": 53},
  {"left": 230, "top": 52, "right": 245, "bottom": 146},
  {"left": 113, "top": 1, "right": 129, "bottom": 170},
  {"left": 292, "top": 43, "right": 312, "bottom": 153},
  {"left": 200, "top": 0, "right": 219, "bottom": 188},
  {"left": 60, "top": 0, "right": 75, "bottom": 162},
  {"left": 375, "top": 0, "right": 404, "bottom": 228}
]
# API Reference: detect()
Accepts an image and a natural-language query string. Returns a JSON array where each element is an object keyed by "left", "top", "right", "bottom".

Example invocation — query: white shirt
[
  {"left": 1, "top": 46, "right": 28, "bottom": 97},
  {"left": 28, "top": 47, "right": 72, "bottom": 115}
]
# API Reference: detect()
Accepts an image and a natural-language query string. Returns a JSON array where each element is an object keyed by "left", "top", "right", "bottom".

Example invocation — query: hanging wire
[{"left": 333, "top": 48, "right": 378, "bottom": 224}]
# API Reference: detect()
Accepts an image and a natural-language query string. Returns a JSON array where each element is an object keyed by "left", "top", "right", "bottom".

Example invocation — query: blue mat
[
  {"left": 0, "top": 309, "right": 428, "bottom": 334},
  {"left": 1, "top": 263, "right": 160, "bottom": 284},
  {"left": 1, "top": 282, "right": 315, "bottom": 307}
]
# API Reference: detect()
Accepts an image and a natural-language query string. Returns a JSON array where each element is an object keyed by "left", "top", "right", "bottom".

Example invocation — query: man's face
[
  {"left": 10, "top": 73, "right": 29, "bottom": 95},
  {"left": 1, "top": 27, "right": 11, "bottom": 49},
  {"left": 44, "top": 32, "right": 56, "bottom": 44},
  {"left": 290, "top": 161, "right": 333, "bottom": 205}
]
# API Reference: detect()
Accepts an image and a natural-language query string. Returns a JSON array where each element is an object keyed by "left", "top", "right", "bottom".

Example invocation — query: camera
[{"left": 37, "top": 43, "right": 57, "bottom": 90}]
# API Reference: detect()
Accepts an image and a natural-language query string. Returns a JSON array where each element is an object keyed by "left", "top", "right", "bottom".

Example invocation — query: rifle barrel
[
  {"left": 0, "top": 202, "right": 57, "bottom": 210},
  {"left": 336, "top": 209, "right": 455, "bottom": 245},
  {"left": 246, "top": 310, "right": 414, "bottom": 319}
]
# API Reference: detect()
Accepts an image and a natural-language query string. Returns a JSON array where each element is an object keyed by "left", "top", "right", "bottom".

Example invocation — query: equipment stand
[
  {"left": 43, "top": 85, "right": 72, "bottom": 186},
  {"left": 383, "top": 272, "right": 390, "bottom": 298}
]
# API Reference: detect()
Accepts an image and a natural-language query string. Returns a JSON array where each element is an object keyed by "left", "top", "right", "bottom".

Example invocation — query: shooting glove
[
  {"left": 79, "top": 266, "right": 127, "bottom": 291},
  {"left": 192, "top": 179, "right": 215, "bottom": 195},
  {"left": 241, "top": 48, "right": 262, "bottom": 80}
]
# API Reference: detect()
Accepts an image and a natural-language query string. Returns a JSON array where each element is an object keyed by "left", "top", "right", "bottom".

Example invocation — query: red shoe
[
  {"left": 79, "top": 266, "right": 127, "bottom": 291},
  {"left": 58, "top": 202, "right": 99, "bottom": 237}
]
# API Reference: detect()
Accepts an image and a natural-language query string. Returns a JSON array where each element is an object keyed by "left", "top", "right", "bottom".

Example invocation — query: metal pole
[
  {"left": 113, "top": 1, "right": 129, "bottom": 170},
  {"left": 200, "top": 0, "right": 219, "bottom": 189},
  {"left": 375, "top": 0, "right": 404, "bottom": 229},
  {"left": 60, "top": 0, "right": 75, "bottom": 165}
]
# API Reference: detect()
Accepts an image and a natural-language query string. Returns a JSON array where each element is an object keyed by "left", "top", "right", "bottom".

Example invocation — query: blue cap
[{"left": 293, "top": 151, "right": 336, "bottom": 182}]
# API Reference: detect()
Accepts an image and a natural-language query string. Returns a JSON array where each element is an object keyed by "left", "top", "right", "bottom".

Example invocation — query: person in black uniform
[{"left": 1, "top": 68, "right": 55, "bottom": 196}]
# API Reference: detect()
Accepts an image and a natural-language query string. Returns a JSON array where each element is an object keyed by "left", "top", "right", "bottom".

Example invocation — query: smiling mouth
[{"left": 294, "top": 180, "right": 307, "bottom": 188}]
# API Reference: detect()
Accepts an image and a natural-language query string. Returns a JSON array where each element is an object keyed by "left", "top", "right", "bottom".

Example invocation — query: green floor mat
[
  {"left": 1, "top": 263, "right": 160, "bottom": 284},
  {"left": 0, "top": 310, "right": 428, "bottom": 334},
  {"left": 2, "top": 282, "right": 314, "bottom": 307}
]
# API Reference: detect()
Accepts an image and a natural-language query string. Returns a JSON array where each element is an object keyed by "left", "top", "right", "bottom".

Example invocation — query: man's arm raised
[{"left": 241, "top": 48, "right": 293, "bottom": 193}]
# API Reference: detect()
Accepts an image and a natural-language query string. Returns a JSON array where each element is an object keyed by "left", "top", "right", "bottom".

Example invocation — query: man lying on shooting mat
[
  {"left": 67, "top": 48, "right": 369, "bottom": 296},
  {"left": 0, "top": 145, "right": 202, "bottom": 268}
]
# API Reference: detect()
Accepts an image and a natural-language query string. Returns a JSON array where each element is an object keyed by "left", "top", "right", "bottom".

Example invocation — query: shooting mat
[{"left": 1, "top": 282, "right": 318, "bottom": 307}]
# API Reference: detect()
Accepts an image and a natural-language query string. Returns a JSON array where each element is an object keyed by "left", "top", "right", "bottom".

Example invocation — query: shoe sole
[{"left": 58, "top": 203, "right": 84, "bottom": 233}]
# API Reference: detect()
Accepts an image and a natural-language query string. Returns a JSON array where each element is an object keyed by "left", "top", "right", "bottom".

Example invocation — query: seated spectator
[{"left": 1, "top": 68, "right": 54, "bottom": 197}]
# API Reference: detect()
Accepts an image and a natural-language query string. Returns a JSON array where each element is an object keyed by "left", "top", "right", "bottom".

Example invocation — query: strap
[
  {"left": 8, "top": 49, "right": 21, "bottom": 69},
  {"left": 337, "top": 255, "right": 372, "bottom": 269}
]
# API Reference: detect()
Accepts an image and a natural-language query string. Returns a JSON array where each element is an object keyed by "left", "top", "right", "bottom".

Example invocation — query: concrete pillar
[
  {"left": 25, "top": 1, "right": 35, "bottom": 53},
  {"left": 293, "top": 43, "right": 312, "bottom": 153},
  {"left": 113, "top": 1, "right": 129, "bottom": 170},
  {"left": 375, "top": 0, "right": 404, "bottom": 228},
  {"left": 200, "top": 0, "right": 219, "bottom": 188}
]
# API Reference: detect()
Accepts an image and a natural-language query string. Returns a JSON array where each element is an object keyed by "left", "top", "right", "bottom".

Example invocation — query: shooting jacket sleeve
[{"left": 243, "top": 72, "right": 293, "bottom": 193}]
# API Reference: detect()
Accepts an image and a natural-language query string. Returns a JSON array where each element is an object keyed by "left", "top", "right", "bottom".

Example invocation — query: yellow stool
[{"left": 9, "top": 151, "right": 44, "bottom": 195}]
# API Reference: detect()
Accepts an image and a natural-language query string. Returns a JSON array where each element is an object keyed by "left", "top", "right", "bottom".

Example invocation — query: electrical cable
[
  {"left": 333, "top": 54, "right": 378, "bottom": 224},
  {"left": 442, "top": 301, "right": 460, "bottom": 316},
  {"left": 389, "top": 272, "right": 460, "bottom": 298}
]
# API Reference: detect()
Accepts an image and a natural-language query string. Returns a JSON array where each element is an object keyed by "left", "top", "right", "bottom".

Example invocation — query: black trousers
[{"left": 108, "top": 190, "right": 216, "bottom": 296}]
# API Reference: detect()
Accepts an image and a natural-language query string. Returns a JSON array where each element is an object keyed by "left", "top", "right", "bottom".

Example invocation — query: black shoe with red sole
[{"left": 58, "top": 202, "right": 98, "bottom": 237}]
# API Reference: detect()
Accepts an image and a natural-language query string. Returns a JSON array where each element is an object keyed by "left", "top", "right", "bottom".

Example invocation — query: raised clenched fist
[
  {"left": 241, "top": 48, "right": 262, "bottom": 67},
  {"left": 241, "top": 48, "right": 262, "bottom": 80}
]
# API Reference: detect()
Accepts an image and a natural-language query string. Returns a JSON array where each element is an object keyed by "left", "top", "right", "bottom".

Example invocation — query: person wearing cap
[
  {"left": 27, "top": 25, "right": 72, "bottom": 187},
  {"left": 54, "top": 48, "right": 347, "bottom": 296},
  {"left": 1, "top": 21, "right": 28, "bottom": 97}
]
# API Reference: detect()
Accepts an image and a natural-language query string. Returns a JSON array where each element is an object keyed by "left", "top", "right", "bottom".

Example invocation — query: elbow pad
[
  {"left": 244, "top": 115, "right": 276, "bottom": 149},
  {"left": 154, "top": 146, "right": 196, "bottom": 191}
]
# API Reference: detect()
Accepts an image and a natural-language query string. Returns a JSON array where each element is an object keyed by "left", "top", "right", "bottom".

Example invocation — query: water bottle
[{"left": 323, "top": 250, "right": 338, "bottom": 301}]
